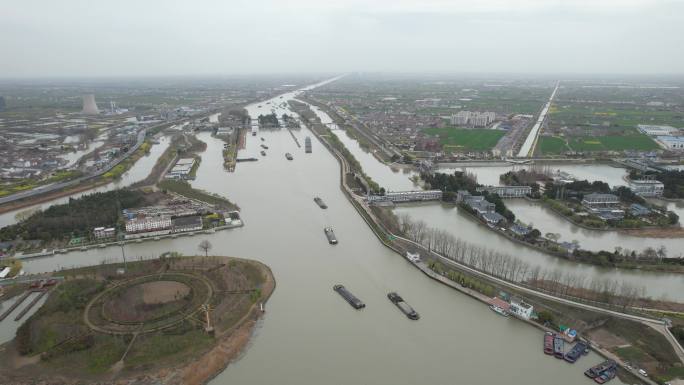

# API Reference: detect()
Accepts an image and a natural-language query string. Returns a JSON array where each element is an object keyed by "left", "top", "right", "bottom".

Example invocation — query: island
[{"left": 0, "top": 254, "right": 275, "bottom": 384}]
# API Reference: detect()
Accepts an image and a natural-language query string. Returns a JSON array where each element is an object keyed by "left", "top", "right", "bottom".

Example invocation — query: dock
[
  {"left": 0, "top": 291, "right": 32, "bottom": 321},
  {"left": 14, "top": 290, "right": 48, "bottom": 321}
]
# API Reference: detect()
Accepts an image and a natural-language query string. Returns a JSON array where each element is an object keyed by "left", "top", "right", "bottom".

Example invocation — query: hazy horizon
[{"left": 2, "top": 0, "right": 683, "bottom": 78}]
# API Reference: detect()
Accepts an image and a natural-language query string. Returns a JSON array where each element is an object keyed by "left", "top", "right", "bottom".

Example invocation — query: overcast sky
[{"left": 1, "top": 0, "right": 683, "bottom": 77}]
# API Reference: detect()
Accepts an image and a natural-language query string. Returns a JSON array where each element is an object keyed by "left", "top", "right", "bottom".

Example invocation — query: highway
[{"left": 517, "top": 81, "right": 560, "bottom": 157}]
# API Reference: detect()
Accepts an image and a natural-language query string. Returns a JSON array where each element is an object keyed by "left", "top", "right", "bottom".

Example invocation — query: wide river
[{"left": 2, "top": 78, "right": 676, "bottom": 384}]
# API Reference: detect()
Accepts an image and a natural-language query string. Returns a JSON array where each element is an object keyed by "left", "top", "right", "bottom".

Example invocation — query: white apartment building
[
  {"left": 125, "top": 216, "right": 172, "bottom": 233},
  {"left": 449, "top": 111, "right": 495, "bottom": 127}
]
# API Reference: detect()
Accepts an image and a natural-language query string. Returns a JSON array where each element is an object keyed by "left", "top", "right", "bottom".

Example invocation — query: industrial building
[
  {"left": 656, "top": 136, "right": 684, "bottom": 150},
  {"left": 166, "top": 158, "right": 196, "bottom": 180},
  {"left": 627, "top": 179, "right": 664, "bottom": 197}
]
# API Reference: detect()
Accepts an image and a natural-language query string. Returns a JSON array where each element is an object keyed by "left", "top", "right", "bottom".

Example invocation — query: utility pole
[{"left": 119, "top": 242, "right": 127, "bottom": 273}]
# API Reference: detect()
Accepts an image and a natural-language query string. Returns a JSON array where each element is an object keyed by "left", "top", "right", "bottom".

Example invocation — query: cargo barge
[
  {"left": 594, "top": 367, "right": 617, "bottom": 384},
  {"left": 543, "top": 332, "right": 554, "bottom": 355},
  {"left": 305, "top": 136, "right": 312, "bottom": 153},
  {"left": 314, "top": 197, "right": 328, "bottom": 209},
  {"left": 285, "top": 153, "right": 293, "bottom": 160},
  {"left": 236, "top": 157, "right": 258, "bottom": 162},
  {"left": 333, "top": 285, "right": 365, "bottom": 309},
  {"left": 261, "top": 144, "right": 269, "bottom": 149},
  {"left": 553, "top": 334, "right": 565, "bottom": 359},
  {"left": 584, "top": 360, "right": 616, "bottom": 380},
  {"left": 387, "top": 292, "right": 419, "bottom": 320},
  {"left": 260, "top": 150, "right": 266, "bottom": 156},
  {"left": 564, "top": 341, "right": 589, "bottom": 363},
  {"left": 324, "top": 227, "right": 338, "bottom": 244}
]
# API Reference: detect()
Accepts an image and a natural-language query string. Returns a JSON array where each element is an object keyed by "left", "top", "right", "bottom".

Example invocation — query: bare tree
[{"left": 198, "top": 240, "right": 213, "bottom": 257}]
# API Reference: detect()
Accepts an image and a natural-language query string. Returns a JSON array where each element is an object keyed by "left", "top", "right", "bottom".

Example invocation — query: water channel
[{"left": 1, "top": 78, "right": 676, "bottom": 384}]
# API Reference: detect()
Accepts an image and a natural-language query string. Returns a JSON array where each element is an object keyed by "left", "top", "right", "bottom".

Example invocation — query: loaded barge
[
  {"left": 285, "top": 153, "right": 293, "bottom": 160},
  {"left": 314, "top": 197, "right": 328, "bottom": 209},
  {"left": 333, "top": 285, "right": 365, "bottom": 309},
  {"left": 324, "top": 227, "right": 338, "bottom": 244},
  {"left": 387, "top": 292, "right": 419, "bottom": 320}
]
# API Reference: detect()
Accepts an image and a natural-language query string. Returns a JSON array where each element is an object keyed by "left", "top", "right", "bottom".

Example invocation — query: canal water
[
  {"left": 306, "top": 99, "right": 684, "bottom": 302},
  {"left": 0, "top": 136, "right": 171, "bottom": 228},
  {"left": 0, "top": 83, "right": 629, "bottom": 384}
]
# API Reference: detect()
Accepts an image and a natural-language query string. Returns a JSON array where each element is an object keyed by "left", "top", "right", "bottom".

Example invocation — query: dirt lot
[{"left": 141, "top": 280, "right": 190, "bottom": 304}]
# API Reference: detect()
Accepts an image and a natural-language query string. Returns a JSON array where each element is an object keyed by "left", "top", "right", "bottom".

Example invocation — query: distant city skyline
[{"left": 1, "top": 0, "right": 683, "bottom": 77}]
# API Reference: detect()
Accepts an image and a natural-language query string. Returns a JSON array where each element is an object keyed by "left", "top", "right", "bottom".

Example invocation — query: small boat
[
  {"left": 333, "top": 284, "right": 365, "bottom": 309},
  {"left": 285, "top": 153, "right": 293, "bottom": 160},
  {"left": 260, "top": 150, "right": 266, "bottom": 156},
  {"left": 489, "top": 304, "right": 509, "bottom": 317},
  {"left": 324, "top": 227, "right": 337, "bottom": 244},
  {"left": 594, "top": 367, "right": 616, "bottom": 384},
  {"left": 543, "top": 332, "right": 554, "bottom": 355},
  {"left": 261, "top": 144, "right": 269, "bottom": 149},
  {"left": 261, "top": 137, "right": 265, "bottom": 141},
  {"left": 553, "top": 335, "right": 564, "bottom": 359},
  {"left": 314, "top": 197, "right": 328, "bottom": 209},
  {"left": 387, "top": 292, "right": 419, "bottom": 320}
]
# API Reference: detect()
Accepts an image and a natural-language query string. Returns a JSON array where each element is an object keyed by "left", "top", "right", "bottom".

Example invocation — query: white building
[
  {"left": 367, "top": 190, "right": 442, "bottom": 203},
  {"left": 166, "top": 158, "right": 196, "bottom": 180},
  {"left": 628, "top": 179, "right": 664, "bottom": 197},
  {"left": 125, "top": 216, "right": 172, "bottom": 233},
  {"left": 450, "top": 111, "right": 471, "bottom": 126},
  {"left": 449, "top": 111, "right": 496, "bottom": 128},
  {"left": 93, "top": 227, "right": 116, "bottom": 239},
  {"left": 476, "top": 185, "right": 532, "bottom": 198},
  {"left": 509, "top": 298, "right": 534, "bottom": 319}
]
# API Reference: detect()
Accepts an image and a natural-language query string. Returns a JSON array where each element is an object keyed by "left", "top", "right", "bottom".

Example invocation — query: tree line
[
  {"left": 0, "top": 190, "right": 146, "bottom": 242},
  {"left": 397, "top": 214, "right": 652, "bottom": 308}
]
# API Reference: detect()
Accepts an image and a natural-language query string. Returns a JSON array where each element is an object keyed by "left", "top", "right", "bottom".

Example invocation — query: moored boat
[
  {"left": 564, "top": 341, "right": 588, "bottom": 363},
  {"left": 553, "top": 335, "right": 565, "bottom": 359},
  {"left": 489, "top": 304, "right": 509, "bottom": 317},
  {"left": 261, "top": 150, "right": 266, "bottom": 156},
  {"left": 543, "top": 332, "right": 554, "bottom": 355},
  {"left": 285, "top": 153, "right": 293, "bottom": 160},
  {"left": 584, "top": 360, "right": 616, "bottom": 379}
]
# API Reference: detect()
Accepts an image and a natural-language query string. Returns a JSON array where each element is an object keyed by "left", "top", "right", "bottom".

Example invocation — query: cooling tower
[{"left": 82, "top": 94, "right": 99, "bottom": 115}]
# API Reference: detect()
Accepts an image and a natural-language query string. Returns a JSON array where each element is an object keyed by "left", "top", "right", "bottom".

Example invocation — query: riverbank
[{"left": 0, "top": 255, "right": 275, "bottom": 385}]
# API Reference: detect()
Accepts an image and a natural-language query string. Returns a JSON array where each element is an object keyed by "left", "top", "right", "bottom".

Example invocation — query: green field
[
  {"left": 537, "top": 136, "right": 568, "bottom": 154},
  {"left": 423, "top": 127, "right": 505, "bottom": 152},
  {"left": 568, "top": 134, "right": 659, "bottom": 152}
]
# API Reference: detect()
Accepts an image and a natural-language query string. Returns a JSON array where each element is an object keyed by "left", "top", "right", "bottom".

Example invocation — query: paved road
[{"left": 517, "top": 81, "right": 560, "bottom": 157}]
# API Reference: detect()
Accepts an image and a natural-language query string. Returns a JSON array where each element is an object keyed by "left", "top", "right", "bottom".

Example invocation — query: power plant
[{"left": 82, "top": 94, "right": 99, "bottom": 115}]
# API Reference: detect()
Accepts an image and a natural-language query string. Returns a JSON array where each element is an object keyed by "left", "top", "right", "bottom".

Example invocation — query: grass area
[
  {"left": 422, "top": 127, "right": 505, "bottom": 152},
  {"left": 568, "top": 133, "right": 660, "bottom": 152},
  {"left": 537, "top": 136, "right": 568, "bottom": 154},
  {"left": 102, "top": 140, "right": 152, "bottom": 179}
]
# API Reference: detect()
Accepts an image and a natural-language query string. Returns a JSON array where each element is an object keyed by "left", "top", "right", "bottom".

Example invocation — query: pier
[
  {"left": 0, "top": 291, "right": 32, "bottom": 321},
  {"left": 14, "top": 290, "right": 48, "bottom": 321}
]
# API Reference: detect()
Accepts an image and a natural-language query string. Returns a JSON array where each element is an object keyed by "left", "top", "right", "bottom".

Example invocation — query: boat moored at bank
[
  {"left": 543, "top": 332, "right": 554, "bottom": 355},
  {"left": 553, "top": 335, "right": 565, "bottom": 359},
  {"left": 564, "top": 341, "right": 589, "bottom": 363}
]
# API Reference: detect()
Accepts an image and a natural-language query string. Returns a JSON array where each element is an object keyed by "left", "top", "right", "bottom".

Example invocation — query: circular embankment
[{"left": 84, "top": 272, "right": 214, "bottom": 335}]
